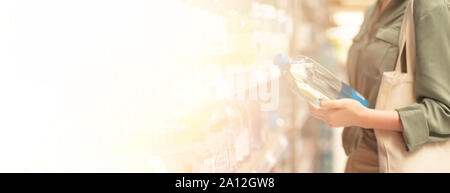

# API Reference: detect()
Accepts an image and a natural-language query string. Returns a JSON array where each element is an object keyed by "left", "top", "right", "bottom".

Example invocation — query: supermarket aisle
[{"left": 0, "top": 0, "right": 374, "bottom": 172}]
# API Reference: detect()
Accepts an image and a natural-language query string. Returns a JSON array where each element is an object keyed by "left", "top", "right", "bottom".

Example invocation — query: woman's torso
[{"left": 344, "top": 0, "right": 409, "bottom": 154}]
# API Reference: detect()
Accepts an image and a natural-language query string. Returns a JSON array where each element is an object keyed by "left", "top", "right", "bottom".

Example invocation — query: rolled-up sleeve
[{"left": 397, "top": 3, "right": 450, "bottom": 152}]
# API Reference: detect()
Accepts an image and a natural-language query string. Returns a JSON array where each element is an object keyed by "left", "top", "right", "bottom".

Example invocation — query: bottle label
[
  {"left": 339, "top": 83, "right": 369, "bottom": 108},
  {"left": 351, "top": 89, "right": 369, "bottom": 108}
]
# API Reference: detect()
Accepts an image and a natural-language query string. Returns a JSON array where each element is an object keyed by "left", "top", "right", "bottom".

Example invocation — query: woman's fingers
[
  {"left": 308, "top": 99, "right": 364, "bottom": 128},
  {"left": 307, "top": 101, "right": 326, "bottom": 119},
  {"left": 307, "top": 101, "right": 320, "bottom": 110},
  {"left": 320, "top": 99, "right": 346, "bottom": 110}
]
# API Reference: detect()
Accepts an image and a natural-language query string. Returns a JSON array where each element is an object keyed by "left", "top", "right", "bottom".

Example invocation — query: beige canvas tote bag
[{"left": 374, "top": 0, "right": 450, "bottom": 173}]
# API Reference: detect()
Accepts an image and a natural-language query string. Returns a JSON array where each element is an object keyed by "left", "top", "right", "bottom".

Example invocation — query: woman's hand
[
  {"left": 307, "top": 98, "right": 369, "bottom": 128},
  {"left": 307, "top": 98, "right": 404, "bottom": 131}
]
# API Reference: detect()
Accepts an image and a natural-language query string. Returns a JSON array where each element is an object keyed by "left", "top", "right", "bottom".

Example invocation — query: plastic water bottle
[{"left": 274, "top": 54, "right": 369, "bottom": 107}]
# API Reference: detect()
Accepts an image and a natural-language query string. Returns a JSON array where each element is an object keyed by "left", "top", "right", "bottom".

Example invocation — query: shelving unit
[
  {"left": 237, "top": 107, "right": 309, "bottom": 173},
  {"left": 146, "top": 0, "right": 360, "bottom": 173}
]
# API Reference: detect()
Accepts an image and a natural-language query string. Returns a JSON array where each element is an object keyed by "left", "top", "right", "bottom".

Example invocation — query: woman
[{"left": 308, "top": 0, "right": 450, "bottom": 172}]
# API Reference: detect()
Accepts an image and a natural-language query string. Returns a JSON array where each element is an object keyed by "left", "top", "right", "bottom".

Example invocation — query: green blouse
[{"left": 343, "top": 0, "right": 450, "bottom": 155}]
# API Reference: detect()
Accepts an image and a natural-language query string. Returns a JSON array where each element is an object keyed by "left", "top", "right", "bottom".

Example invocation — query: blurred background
[{"left": 0, "top": 0, "right": 375, "bottom": 172}]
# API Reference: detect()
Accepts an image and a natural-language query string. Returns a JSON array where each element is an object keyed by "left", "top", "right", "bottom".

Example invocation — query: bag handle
[{"left": 395, "top": 0, "right": 416, "bottom": 74}]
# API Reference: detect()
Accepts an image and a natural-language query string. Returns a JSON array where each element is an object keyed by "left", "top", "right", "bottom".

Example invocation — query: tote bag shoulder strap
[{"left": 395, "top": 0, "right": 416, "bottom": 75}]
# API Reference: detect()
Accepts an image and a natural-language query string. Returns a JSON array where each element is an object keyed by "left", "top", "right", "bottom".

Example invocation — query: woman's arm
[
  {"left": 395, "top": 2, "right": 450, "bottom": 152},
  {"left": 307, "top": 99, "right": 403, "bottom": 131}
]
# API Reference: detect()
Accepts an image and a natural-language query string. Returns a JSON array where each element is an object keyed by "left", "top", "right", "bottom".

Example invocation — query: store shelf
[
  {"left": 146, "top": 0, "right": 320, "bottom": 173},
  {"left": 236, "top": 107, "right": 309, "bottom": 173}
]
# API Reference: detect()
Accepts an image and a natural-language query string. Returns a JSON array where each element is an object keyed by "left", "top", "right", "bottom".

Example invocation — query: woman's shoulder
[{"left": 414, "top": 0, "right": 449, "bottom": 18}]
